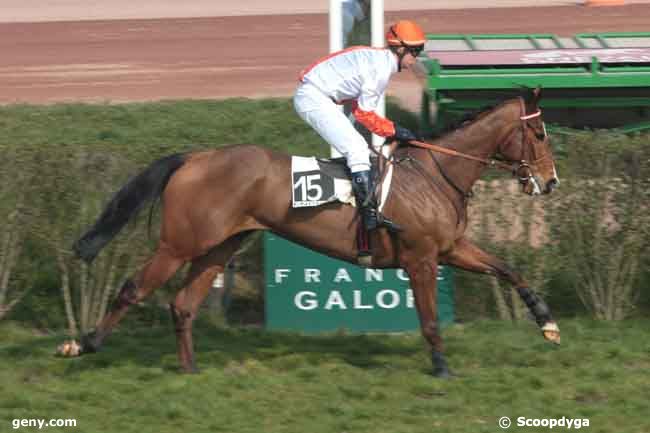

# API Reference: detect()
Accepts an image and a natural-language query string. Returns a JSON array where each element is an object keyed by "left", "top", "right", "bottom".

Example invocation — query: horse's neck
[
  {"left": 451, "top": 106, "right": 517, "bottom": 159},
  {"left": 436, "top": 106, "right": 517, "bottom": 193}
]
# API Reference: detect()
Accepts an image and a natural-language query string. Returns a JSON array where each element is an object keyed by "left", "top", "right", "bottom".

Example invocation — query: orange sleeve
[{"left": 351, "top": 101, "right": 395, "bottom": 137}]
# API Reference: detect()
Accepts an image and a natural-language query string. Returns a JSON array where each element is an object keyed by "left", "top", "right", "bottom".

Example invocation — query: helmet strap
[
  {"left": 390, "top": 46, "right": 407, "bottom": 72},
  {"left": 397, "top": 50, "right": 406, "bottom": 72}
]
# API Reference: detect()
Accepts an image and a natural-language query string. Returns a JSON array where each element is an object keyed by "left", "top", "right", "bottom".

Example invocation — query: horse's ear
[
  {"left": 522, "top": 86, "right": 542, "bottom": 111},
  {"left": 533, "top": 86, "right": 542, "bottom": 103}
]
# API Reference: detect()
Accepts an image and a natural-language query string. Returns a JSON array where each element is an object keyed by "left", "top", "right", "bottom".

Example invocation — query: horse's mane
[
  {"left": 431, "top": 104, "right": 495, "bottom": 139},
  {"left": 431, "top": 88, "right": 535, "bottom": 140}
]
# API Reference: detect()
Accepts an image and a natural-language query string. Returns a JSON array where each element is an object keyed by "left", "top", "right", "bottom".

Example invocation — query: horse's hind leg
[
  {"left": 80, "top": 244, "right": 185, "bottom": 354},
  {"left": 170, "top": 233, "right": 249, "bottom": 373},
  {"left": 442, "top": 237, "right": 560, "bottom": 344}
]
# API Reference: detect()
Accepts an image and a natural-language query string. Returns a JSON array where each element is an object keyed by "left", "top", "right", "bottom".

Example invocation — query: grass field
[
  {"left": 1, "top": 99, "right": 648, "bottom": 433},
  {"left": 1, "top": 318, "right": 648, "bottom": 433}
]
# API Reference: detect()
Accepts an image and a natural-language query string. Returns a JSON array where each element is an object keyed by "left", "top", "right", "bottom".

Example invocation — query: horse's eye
[{"left": 535, "top": 131, "right": 546, "bottom": 140}]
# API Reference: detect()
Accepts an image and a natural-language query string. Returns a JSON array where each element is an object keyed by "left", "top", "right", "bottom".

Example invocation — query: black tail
[{"left": 73, "top": 153, "right": 188, "bottom": 263}]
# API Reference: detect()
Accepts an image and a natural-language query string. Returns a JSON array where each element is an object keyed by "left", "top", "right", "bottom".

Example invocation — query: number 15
[{"left": 295, "top": 174, "right": 323, "bottom": 201}]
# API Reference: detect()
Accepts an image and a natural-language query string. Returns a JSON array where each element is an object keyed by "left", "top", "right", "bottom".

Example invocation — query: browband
[{"left": 520, "top": 110, "right": 541, "bottom": 120}]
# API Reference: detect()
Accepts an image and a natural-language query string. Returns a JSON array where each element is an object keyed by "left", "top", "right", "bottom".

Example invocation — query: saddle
[
  {"left": 316, "top": 156, "right": 402, "bottom": 231},
  {"left": 291, "top": 152, "right": 400, "bottom": 265},
  {"left": 315, "top": 156, "right": 377, "bottom": 180}
]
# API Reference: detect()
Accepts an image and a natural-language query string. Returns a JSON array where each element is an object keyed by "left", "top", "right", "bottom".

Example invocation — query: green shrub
[{"left": 1, "top": 100, "right": 648, "bottom": 329}]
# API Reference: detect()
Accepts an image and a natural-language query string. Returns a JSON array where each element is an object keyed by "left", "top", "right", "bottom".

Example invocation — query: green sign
[{"left": 264, "top": 233, "right": 454, "bottom": 333}]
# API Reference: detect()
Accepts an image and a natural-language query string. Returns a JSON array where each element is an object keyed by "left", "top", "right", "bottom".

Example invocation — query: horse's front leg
[
  {"left": 402, "top": 253, "right": 451, "bottom": 378},
  {"left": 442, "top": 237, "right": 560, "bottom": 344}
]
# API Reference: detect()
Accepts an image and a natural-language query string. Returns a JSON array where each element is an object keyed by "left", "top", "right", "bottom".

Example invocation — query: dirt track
[{"left": 1, "top": 4, "right": 649, "bottom": 104}]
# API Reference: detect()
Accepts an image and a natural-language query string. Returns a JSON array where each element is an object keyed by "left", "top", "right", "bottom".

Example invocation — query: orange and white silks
[
  {"left": 351, "top": 101, "right": 395, "bottom": 137},
  {"left": 294, "top": 46, "right": 399, "bottom": 172}
]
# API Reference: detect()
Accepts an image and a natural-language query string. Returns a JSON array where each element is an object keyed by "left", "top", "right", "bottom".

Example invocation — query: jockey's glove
[{"left": 391, "top": 124, "right": 420, "bottom": 144}]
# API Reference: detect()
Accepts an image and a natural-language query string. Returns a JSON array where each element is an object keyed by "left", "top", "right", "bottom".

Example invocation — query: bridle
[
  {"left": 407, "top": 97, "right": 550, "bottom": 189},
  {"left": 514, "top": 97, "right": 552, "bottom": 187}
]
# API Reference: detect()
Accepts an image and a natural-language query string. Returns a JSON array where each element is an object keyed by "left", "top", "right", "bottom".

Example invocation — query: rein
[
  {"left": 373, "top": 98, "right": 549, "bottom": 211},
  {"left": 407, "top": 139, "right": 518, "bottom": 173},
  {"left": 407, "top": 102, "right": 545, "bottom": 177}
]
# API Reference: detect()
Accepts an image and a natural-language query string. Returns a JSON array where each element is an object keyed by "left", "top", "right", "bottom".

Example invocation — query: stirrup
[
  {"left": 377, "top": 213, "right": 403, "bottom": 232},
  {"left": 363, "top": 206, "right": 378, "bottom": 231}
]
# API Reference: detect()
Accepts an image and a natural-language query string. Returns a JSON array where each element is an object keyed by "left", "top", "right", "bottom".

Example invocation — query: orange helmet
[{"left": 386, "top": 20, "right": 426, "bottom": 48}]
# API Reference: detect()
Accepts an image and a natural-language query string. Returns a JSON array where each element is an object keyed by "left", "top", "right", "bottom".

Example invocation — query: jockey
[{"left": 294, "top": 20, "right": 424, "bottom": 235}]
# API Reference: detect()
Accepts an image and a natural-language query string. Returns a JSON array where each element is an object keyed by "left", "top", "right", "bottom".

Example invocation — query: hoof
[
  {"left": 180, "top": 365, "right": 200, "bottom": 374},
  {"left": 431, "top": 351, "right": 453, "bottom": 379},
  {"left": 81, "top": 332, "right": 99, "bottom": 353},
  {"left": 56, "top": 340, "right": 82, "bottom": 357},
  {"left": 432, "top": 367, "right": 454, "bottom": 379},
  {"left": 541, "top": 322, "right": 561, "bottom": 345}
]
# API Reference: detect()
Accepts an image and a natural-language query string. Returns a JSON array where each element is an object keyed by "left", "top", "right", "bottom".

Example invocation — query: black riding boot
[
  {"left": 351, "top": 170, "right": 376, "bottom": 260},
  {"left": 352, "top": 170, "right": 402, "bottom": 233},
  {"left": 351, "top": 170, "right": 378, "bottom": 231}
]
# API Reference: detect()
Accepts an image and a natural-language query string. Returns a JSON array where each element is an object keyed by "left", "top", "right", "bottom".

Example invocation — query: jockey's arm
[
  {"left": 351, "top": 101, "right": 419, "bottom": 142},
  {"left": 351, "top": 100, "right": 395, "bottom": 137}
]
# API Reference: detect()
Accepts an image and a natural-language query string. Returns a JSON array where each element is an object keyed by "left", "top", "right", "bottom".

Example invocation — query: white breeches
[{"left": 293, "top": 82, "right": 370, "bottom": 173}]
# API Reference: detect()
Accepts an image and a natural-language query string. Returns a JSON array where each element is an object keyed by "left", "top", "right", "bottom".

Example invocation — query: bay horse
[{"left": 63, "top": 88, "right": 560, "bottom": 377}]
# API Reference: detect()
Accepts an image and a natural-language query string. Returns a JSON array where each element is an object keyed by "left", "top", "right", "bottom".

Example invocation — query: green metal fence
[{"left": 418, "top": 32, "right": 650, "bottom": 133}]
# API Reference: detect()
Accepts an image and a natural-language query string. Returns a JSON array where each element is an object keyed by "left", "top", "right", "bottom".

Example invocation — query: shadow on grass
[
  {"left": 7, "top": 316, "right": 647, "bottom": 379},
  {"left": 1, "top": 316, "right": 422, "bottom": 376}
]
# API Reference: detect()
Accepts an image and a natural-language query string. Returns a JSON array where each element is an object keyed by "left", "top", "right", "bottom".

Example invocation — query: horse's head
[{"left": 499, "top": 88, "right": 559, "bottom": 195}]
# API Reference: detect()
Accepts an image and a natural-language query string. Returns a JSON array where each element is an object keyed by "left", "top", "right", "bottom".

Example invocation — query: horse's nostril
[{"left": 546, "top": 178, "right": 559, "bottom": 193}]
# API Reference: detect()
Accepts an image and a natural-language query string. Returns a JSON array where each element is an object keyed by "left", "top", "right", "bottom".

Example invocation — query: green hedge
[{"left": 0, "top": 99, "right": 648, "bottom": 329}]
